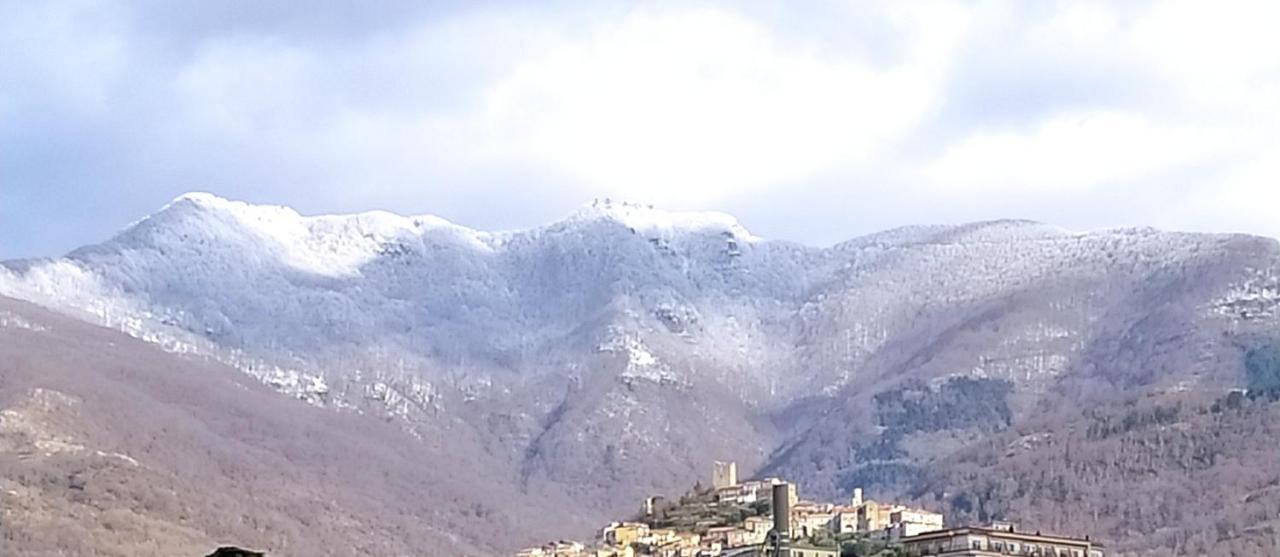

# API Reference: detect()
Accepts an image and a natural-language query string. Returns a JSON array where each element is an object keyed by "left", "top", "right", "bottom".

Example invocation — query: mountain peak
[
  {"left": 569, "top": 199, "right": 757, "bottom": 241},
  {"left": 159, "top": 191, "right": 289, "bottom": 219},
  {"left": 95, "top": 193, "right": 497, "bottom": 278},
  {"left": 170, "top": 191, "right": 231, "bottom": 207}
]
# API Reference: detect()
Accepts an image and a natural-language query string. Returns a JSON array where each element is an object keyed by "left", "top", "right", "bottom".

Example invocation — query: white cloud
[
  {"left": 1161, "top": 148, "right": 1280, "bottom": 237},
  {"left": 175, "top": 39, "right": 321, "bottom": 134},
  {"left": 469, "top": 5, "right": 969, "bottom": 203},
  {"left": 1129, "top": 0, "right": 1280, "bottom": 114},
  {"left": 919, "top": 110, "right": 1232, "bottom": 194},
  {"left": 3, "top": 0, "right": 1280, "bottom": 257}
]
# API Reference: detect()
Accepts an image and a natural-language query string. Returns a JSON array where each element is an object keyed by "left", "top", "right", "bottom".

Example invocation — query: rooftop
[{"left": 903, "top": 526, "right": 1099, "bottom": 547}]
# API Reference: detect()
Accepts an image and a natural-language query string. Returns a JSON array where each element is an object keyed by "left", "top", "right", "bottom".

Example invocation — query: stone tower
[{"left": 712, "top": 460, "right": 738, "bottom": 489}]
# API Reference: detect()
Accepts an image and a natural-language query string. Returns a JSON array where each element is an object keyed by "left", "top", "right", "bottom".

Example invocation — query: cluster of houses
[
  {"left": 707, "top": 461, "right": 947, "bottom": 545},
  {"left": 515, "top": 461, "right": 1104, "bottom": 557},
  {"left": 516, "top": 521, "right": 754, "bottom": 557}
]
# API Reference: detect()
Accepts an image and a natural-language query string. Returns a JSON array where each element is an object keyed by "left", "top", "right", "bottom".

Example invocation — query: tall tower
[
  {"left": 712, "top": 461, "right": 738, "bottom": 489},
  {"left": 769, "top": 483, "right": 791, "bottom": 557}
]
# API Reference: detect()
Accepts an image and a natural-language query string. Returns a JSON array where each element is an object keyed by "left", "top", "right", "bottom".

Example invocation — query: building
[
  {"left": 739, "top": 478, "right": 797, "bottom": 506},
  {"left": 713, "top": 460, "right": 738, "bottom": 489},
  {"left": 791, "top": 501, "right": 834, "bottom": 514},
  {"left": 857, "top": 500, "right": 902, "bottom": 532},
  {"left": 703, "top": 526, "right": 746, "bottom": 549},
  {"left": 516, "top": 540, "right": 587, "bottom": 557},
  {"left": 900, "top": 526, "right": 1104, "bottom": 557},
  {"left": 769, "top": 481, "right": 798, "bottom": 508},
  {"left": 890, "top": 508, "right": 945, "bottom": 538},
  {"left": 653, "top": 532, "right": 701, "bottom": 557},
  {"left": 601, "top": 522, "right": 650, "bottom": 548},
  {"left": 740, "top": 478, "right": 774, "bottom": 493},
  {"left": 744, "top": 516, "right": 773, "bottom": 537},
  {"left": 865, "top": 507, "right": 946, "bottom": 541},
  {"left": 833, "top": 508, "right": 860, "bottom": 535},
  {"left": 731, "top": 477, "right": 798, "bottom": 511},
  {"left": 643, "top": 496, "right": 665, "bottom": 517},
  {"left": 735, "top": 479, "right": 771, "bottom": 506},
  {"left": 647, "top": 529, "right": 680, "bottom": 546},
  {"left": 728, "top": 527, "right": 766, "bottom": 548},
  {"left": 792, "top": 511, "right": 836, "bottom": 538},
  {"left": 830, "top": 487, "right": 944, "bottom": 539},
  {"left": 788, "top": 544, "right": 839, "bottom": 557},
  {"left": 716, "top": 484, "right": 759, "bottom": 506}
]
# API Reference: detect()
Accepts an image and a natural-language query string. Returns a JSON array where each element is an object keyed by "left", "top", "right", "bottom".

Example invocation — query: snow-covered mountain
[{"left": 5, "top": 193, "right": 1280, "bottom": 554}]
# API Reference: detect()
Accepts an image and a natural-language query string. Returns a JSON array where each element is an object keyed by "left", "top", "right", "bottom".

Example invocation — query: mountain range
[{"left": 3, "top": 193, "right": 1280, "bottom": 556}]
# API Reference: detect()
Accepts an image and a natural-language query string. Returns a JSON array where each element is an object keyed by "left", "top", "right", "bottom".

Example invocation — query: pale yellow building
[
  {"left": 654, "top": 532, "right": 701, "bottom": 557},
  {"left": 857, "top": 500, "right": 902, "bottom": 532},
  {"left": 647, "top": 529, "right": 680, "bottom": 546},
  {"left": 744, "top": 515, "right": 773, "bottom": 536},
  {"left": 832, "top": 487, "right": 944, "bottom": 539},
  {"left": 601, "top": 522, "right": 650, "bottom": 548}
]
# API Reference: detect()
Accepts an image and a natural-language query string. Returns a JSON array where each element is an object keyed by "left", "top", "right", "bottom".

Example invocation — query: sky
[{"left": 2, "top": 0, "right": 1279, "bottom": 258}]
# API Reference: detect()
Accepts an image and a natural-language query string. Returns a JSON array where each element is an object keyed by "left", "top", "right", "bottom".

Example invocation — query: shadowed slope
[{"left": 0, "top": 295, "right": 585, "bottom": 556}]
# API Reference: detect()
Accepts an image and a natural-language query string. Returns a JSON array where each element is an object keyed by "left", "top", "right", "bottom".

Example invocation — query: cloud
[
  {"left": 2, "top": 0, "right": 1279, "bottom": 258},
  {"left": 470, "top": 5, "right": 966, "bottom": 203},
  {"left": 918, "top": 110, "right": 1234, "bottom": 195}
]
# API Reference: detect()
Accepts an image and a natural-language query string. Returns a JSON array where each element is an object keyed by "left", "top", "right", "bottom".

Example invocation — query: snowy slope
[
  {"left": 2, "top": 195, "right": 820, "bottom": 396},
  {"left": 4, "top": 193, "right": 1280, "bottom": 525},
  {"left": 5, "top": 194, "right": 1278, "bottom": 415}
]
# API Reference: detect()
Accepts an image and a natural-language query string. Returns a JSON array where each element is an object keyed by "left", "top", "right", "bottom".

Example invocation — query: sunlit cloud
[{"left": 1, "top": 0, "right": 1278, "bottom": 258}]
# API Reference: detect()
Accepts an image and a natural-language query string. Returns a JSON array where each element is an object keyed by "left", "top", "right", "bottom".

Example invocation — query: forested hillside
[
  {"left": 3, "top": 196, "right": 1280, "bottom": 555},
  {"left": 0, "top": 296, "right": 586, "bottom": 556}
]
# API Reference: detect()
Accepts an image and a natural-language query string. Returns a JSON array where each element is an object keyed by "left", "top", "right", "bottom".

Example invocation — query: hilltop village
[{"left": 516, "top": 462, "right": 1105, "bottom": 557}]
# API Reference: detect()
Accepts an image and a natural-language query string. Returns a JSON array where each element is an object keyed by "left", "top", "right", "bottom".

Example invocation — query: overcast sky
[{"left": 3, "top": 1, "right": 1278, "bottom": 258}]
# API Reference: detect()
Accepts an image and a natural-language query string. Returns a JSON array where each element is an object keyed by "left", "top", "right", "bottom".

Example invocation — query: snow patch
[
  {"left": 573, "top": 199, "right": 758, "bottom": 242},
  {"left": 95, "top": 450, "right": 141, "bottom": 466},
  {"left": 0, "top": 310, "right": 47, "bottom": 332},
  {"left": 1212, "top": 268, "right": 1280, "bottom": 320},
  {"left": 598, "top": 332, "right": 685, "bottom": 387}
]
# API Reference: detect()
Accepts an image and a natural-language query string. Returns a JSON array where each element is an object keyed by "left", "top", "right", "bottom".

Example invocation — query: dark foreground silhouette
[{"left": 205, "top": 547, "right": 265, "bottom": 557}]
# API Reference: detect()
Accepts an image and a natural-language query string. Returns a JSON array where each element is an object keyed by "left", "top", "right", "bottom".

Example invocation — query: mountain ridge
[{"left": 4, "top": 193, "right": 1280, "bottom": 555}]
